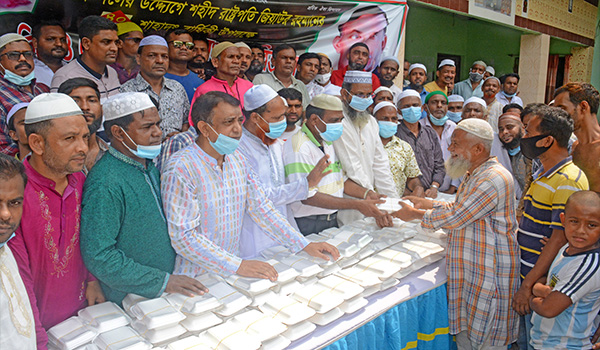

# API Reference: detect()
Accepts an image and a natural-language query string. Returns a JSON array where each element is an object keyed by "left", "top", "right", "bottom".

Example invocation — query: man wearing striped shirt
[{"left": 512, "top": 104, "right": 588, "bottom": 350}]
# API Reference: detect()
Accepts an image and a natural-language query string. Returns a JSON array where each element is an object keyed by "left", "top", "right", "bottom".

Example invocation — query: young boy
[
  {"left": 529, "top": 190, "right": 600, "bottom": 349},
  {"left": 6, "top": 103, "right": 30, "bottom": 161}
]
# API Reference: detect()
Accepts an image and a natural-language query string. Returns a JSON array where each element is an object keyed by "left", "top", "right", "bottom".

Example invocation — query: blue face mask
[
  {"left": 317, "top": 117, "right": 344, "bottom": 142},
  {"left": 257, "top": 114, "right": 287, "bottom": 139},
  {"left": 401, "top": 106, "right": 422, "bottom": 124},
  {"left": 207, "top": 124, "right": 240, "bottom": 155},
  {"left": 502, "top": 90, "right": 516, "bottom": 98},
  {"left": 378, "top": 121, "right": 398, "bottom": 138},
  {"left": 446, "top": 111, "right": 462, "bottom": 123},
  {"left": 429, "top": 114, "right": 448, "bottom": 126},
  {"left": 347, "top": 91, "right": 373, "bottom": 112},
  {"left": 121, "top": 127, "right": 162, "bottom": 159},
  {"left": 2, "top": 66, "right": 34, "bottom": 86},
  {"left": 0, "top": 233, "right": 16, "bottom": 249},
  {"left": 508, "top": 146, "right": 521, "bottom": 156}
]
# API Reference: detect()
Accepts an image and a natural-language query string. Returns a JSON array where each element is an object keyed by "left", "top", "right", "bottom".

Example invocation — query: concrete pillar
[
  {"left": 570, "top": 46, "right": 594, "bottom": 83},
  {"left": 518, "top": 33, "right": 550, "bottom": 105}
]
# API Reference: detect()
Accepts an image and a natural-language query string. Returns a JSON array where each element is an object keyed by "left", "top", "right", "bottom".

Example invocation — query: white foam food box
[
  {"left": 205, "top": 281, "right": 252, "bottom": 317},
  {"left": 204, "top": 322, "right": 261, "bottom": 350},
  {"left": 317, "top": 274, "right": 364, "bottom": 300},
  {"left": 163, "top": 292, "right": 221, "bottom": 316},
  {"left": 230, "top": 309, "right": 287, "bottom": 342},
  {"left": 131, "top": 319, "right": 186, "bottom": 345},
  {"left": 260, "top": 246, "right": 291, "bottom": 261},
  {"left": 166, "top": 335, "right": 212, "bottom": 350},
  {"left": 225, "top": 274, "right": 276, "bottom": 295},
  {"left": 274, "top": 279, "right": 302, "bottom": 296},
  {"left": 180, "top": 311, "right": 223, "bottom": 332},
  {"left": 292, "top": 284, "right": 344, "bottom": 314},
  {"left": 78, "top": 301, "right": 131, "bottom": 334},
  {"left": 264, "top": 259, "right": 299, "bottom": 284},
  {"left": 259, "top": 295, "right": 316, "bottom": 325},
  {"left": 122, "top": 294, "right": 148, "bottom": 315},
  {"left": 93, "top": 326, "right": 151, "bottom": 350},
  {"left": 308, "top": 307, "right": 344, "bottom": 326},
  {"left": 260, "top": 335, "right": 291, "bottom": 350},
  {"left": 249, "top": 289, "right": 277, "bottom": 307},
  {"left": 294, "top": 251, "right": 337, "bottom": 268},
  {"left": 379, "top": 278, "right": 400, "bottom": 292},
  {"left": 279, "top": 255, "right": 323, "bottom": 278},
  {"left": 339, "top": 295, "right": 368, "bottom": 314},
  {"left": 47, "top": 316, "right": 98, "bottom": 350},
  {"left": 281, "top": 320, "right": 316, "bottom": 342},
  {"left": 129, "top": 298, "right": 185, "bottom": 330},
  {"left": 335, "top": 266, "right": 383, "bottom": 288},
  {"left": 355, "top": 256, "right": 407, "bottom": 280},
  {"left": 329, "top": 229, "right": 373, "bottom": 249}
]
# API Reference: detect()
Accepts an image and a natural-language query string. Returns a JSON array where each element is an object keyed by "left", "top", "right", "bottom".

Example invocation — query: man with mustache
[
  {"left": 424, "top": 59, "right": 455, "bottom": 95},
  {"left": 188, "top": 34, "right": 208, "bottom": 80},
  {"left": 330, "top": 42, "right": 381, "bottom": 90},
  {"left": 236, "top": 42, "right": 252, "bottom": 81},
  {"left": 31, "top": 21, "right": 68, "bottom": 87},
  {"left": 58, "top": 78, "right": 109, "bottom": 174},
  {"left": 0, "top": 153, "right": 36, "bottom": 349},
  {"left": 164, "top": 29, "right": 204, "bottom": 102},
  {"left": 296, "top": 52, "right": 321, "bottom": 98},
  {"left": 481, "top": 76, "right": 503, "bottom": 132},
  {"left": 9, "top": 93, "right": 105, "bottom": 350},
  {"left": 376, "top": 56, "right": 402, "bottom": 103},
  {"left": 121, "top": 36, "right": 190, "bottom": 139},
  {"left": 453, "top": 60, "right": 486, "bottom": 100},
  {"left": 51, "top": 16, "right": 120, "bottom": 101},
  {"left": 308, "top": 53, "right": 341, "bottom": 98},
  {"left": 278, "top": 87, "right": 303, "bottom": 141},
  {"left": 392, "top": 118, "right": 520, "bottom": 350},
  {"left": 110, "top": 22, "right": 143, "bottom": 85},
  {"left": 492, "top": 112, "right": 527, "bottom": 200},
  {"left": 245, "top": 43, "right": 265, "bottom": 82},
  {"left": 404, "top": 63, "right": 428, "bottom": 103},
  {"left": 0, "top": 33, "right": 50, "bottom": 156}
]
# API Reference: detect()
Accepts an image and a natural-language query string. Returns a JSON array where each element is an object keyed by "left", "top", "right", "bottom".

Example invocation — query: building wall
[{"left": 515, "top": 0, "right": 597, "bottom": 40}]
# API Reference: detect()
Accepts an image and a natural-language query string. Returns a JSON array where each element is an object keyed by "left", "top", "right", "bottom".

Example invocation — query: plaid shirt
[
  {"left": 0, "top": 77, "right": 49, "bottom": 156},
  {"left": 421, "top": 157, "right": 520, "bottom": 346}
]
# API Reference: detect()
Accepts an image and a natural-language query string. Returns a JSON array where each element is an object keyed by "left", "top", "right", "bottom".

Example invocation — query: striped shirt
[
  {"left": 531, "top": 245, "right": 600, "bottom": 349},
  {"left": 283, "top": 124, "right": 345, "bottom": 218},
  {"left": 518, "top": 157, "right": 588, "bottom": 278},
  {"left": 161, "top": 143, "right": 308, "bottom": 277},
  {"left": 421, "top": 157, "right": 520, "bottom": 346}
]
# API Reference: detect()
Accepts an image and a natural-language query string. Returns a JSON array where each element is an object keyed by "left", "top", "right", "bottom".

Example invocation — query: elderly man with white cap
[
  {"left": 376, "top": 56, "right": 403, "bottom": 101},
  {"left": 80, "top": 92, "right": 208, "bottom": 305},
  {"left": 162, "top": 91, "right": 339, "bottom": 282},
  {"left": 238, "top": 84, "right": 330, "bottom": 255},
  {"left": 404, "top": 62, "right": 428, "bottom": 104},
  {"left": 484, "top": 65, "right": 495, "bottom": 79},
  {"left": 392, "top": 118, "right": 520, "bottom": 350},
  {"left": 334, "top": 70, "right": 397, "bottom": 225},
  {"left": 424, "top": 59, "right": 455, "bottom": 95},
  {"left": 0, "top": 33, "right": 50, "bottom": 156},
  {"left": 453, "top": 60, "right": 487, "bottom": 100},
  {"left": 284, "top": 94, "right": 386, "bottom": 235},
  {"left": 191, "top": 41, "right": 253, "bottom": 110},
  {"left": 396, "top": 89, "right": 446, "bottom": 198},
  {"left": 462, "top": 96, "right": 488, "bottom": 122},
  {"left": 373, "top": 101, "right": 423, "bottom": 197},
  {"left": 121, "top": 35, "right": 190, "bottom": 139},
  {"left": 8, "top": 93, "right": 105, "bottom": 349},
  {"left": 447, "top": 94, "right": 464, "bottom": 123}
]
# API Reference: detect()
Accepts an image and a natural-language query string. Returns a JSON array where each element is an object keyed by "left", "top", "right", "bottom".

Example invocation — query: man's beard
[
  {"left": 87, "top": 115, "right": 103, "bottom": 135},
  {"left": 286, "top": 114, "right": 300, "bottom": 126},
  {"left": 501, "top": 131, "right": 523, "bottom": 150},
  {"left": 246, "top": 60, "right": 264, "bottom": 75},
  {"left": 379, "top": 77, "right": 393, "bottom": 87},
  {"left": 408, "top": 82, "right": 423, "bottom": 91},
  {"left": 348, "top": 61, "right": 366, "bottom": 71},
  {"left": 445, "top": 153, "right": 472, "bottom": 179},
  {"left": 188, "top": 60, "right": 204, "bottom": 70},
  {"left": 343, "top": 102, "right": 370, "bottom": 128}
]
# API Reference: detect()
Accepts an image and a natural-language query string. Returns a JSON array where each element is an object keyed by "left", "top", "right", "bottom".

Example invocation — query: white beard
[
  {"left": 445, "top": 153, "right": 472, "bottom": 179},
  {"left": 343, "top": 103, "right": 371, "bottom": 128}
]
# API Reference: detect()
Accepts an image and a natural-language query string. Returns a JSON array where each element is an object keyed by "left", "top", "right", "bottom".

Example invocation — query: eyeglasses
[
  {"left": 0, "top": 51, "right": 34, "bottom": 61},
  {"left": 169, "top": 41, "right": 194, "bottom": 50},
  {"left": 345, "top": 89, "right": 373, "bottom": 99},
  {"left": 122, "top": 37, "right": 143, "bottom": 44}
]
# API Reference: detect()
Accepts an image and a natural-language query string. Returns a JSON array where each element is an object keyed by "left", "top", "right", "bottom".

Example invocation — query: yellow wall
[
  {"left": 515, "top": 0, "right": 596, "bottom": 39},
  {"left": 570, "top": 46, "right": 594, "bottom": 82}
]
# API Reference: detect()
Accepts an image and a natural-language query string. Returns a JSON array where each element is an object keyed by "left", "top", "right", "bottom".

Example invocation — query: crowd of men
[{"left": 1, "top": 14, "right": 600, "bottom": 350}]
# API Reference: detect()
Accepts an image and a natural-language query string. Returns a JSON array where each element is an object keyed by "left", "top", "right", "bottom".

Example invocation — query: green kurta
[{"left": 81, "top": 147, "right": 175, "bottom": 305}]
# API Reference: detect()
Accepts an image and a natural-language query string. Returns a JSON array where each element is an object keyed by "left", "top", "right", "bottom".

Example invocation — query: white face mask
[{"left": 315, "top": 72, "right": 332, "bottom": 84}]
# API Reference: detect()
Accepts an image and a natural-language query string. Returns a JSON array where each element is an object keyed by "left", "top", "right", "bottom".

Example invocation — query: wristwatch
[{"left": 430, "top": 184, "right": 439, "bottom": 189}]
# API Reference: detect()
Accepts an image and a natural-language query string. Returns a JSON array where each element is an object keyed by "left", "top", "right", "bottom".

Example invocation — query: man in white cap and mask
[
  {"left": 453, "top": 60, "right": 487, "bottom": 100},
  {"left": 8, "top": 93, "right": 105, "bottom": 349},
  {"left": 0, "top": 33, "right": 50, "bottom": 157},
  {"left": 447, "top": 94, "right": 464, "bottom": 123},
  {"left": 238, "top": 84, "right": 330, "bottom": 256},
  {"left": 80, "top": 92, "right": 208, "bottom": 305},
  {"left": 392, "top": 118, "right": 520, "bottom": 350},
  {"left": 404, "top": 63, "right": 428, "bottom": 103},
  {"left": 309, "top": 53, "right": 341, "bottom": 98},
  {"left": 162, "top": 91, "right": 339, "bottom": 281},
  {"left": 284, "top": 94, "right": 386, "bottom": 235},
  {"left": 121, "top": 35, "right": 190, "bottom": 139},
  {"left": 396, "top": 89, "right": 445, "bottom": 198},
  {"left": 376, "top": 56, "right": 402, "bottom": 101},
  {"left": 424, "top": 59, "right": 455, "bottom": 95},
  {"left": 334, "top": 70, "right": 397, "bottom": 225}
]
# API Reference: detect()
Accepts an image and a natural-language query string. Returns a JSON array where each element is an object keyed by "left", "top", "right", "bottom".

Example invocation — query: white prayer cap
[
  {"left": 464, "top": 96, "right": 487, "bottom": 110},
  {"left": 472, "top": 60, "right": 487, "bottom": 68},
  {"left": 485, "top": 66, "right": 495, "bottom": 75},
  {"left": 456, "top": 118, "right": 494, "bottom": 141},
  {"left": 211, "top": 41, "right": 236, "bottom": 59},
  {"left": 102, "top": 92, "right": 155, "bottom": 121},
  {"left": 25, "top": 93, "right": 82, "bottom": 124},
  {"left": 6, "top": 102, "right": 28, "bottom": 127},
  {"left": 343, "top": 70, "right": 372, "bottom": 84},
  {"left": 484, "top": 76, "right": 501, "bottom": 85},
  {"left": 244, "top": 84, "right": 279, "bottom": 111},
  {"left": 397, "top": 89, "right": 421, "bottom": 102},
  {"left": 373, "top": 86, "right": 393, "bottom": 96},
  {"left": 0, "top": 33, "right": 27, "bottom": 49},
  {"left": 138, "top": 35, "right": 168, "bottom": 48},
  {"left": 235, "top": 42, "right": 251, "bottom": 50},
  {"left": 408, "top": 63, "right": 427, "bottom": 74},
  {"left": 310, "top": 94, "right": 343, "bottom": 111},
  {"left": 373, "top": 101, "right": 396, "bottom": 116},
  {"left": 448, "top": 95, "right": 464, "bottom": 103},
  {"left": 438, "top": 59, "right": 455, "bottom": 69},
  {"left": 380, "top": 56, "right": 400, "bottom": 66}
]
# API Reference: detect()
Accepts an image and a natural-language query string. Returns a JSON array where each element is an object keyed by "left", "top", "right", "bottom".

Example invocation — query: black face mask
[{"left": 520, "top": 134, "right": 553, "bottom": 160}]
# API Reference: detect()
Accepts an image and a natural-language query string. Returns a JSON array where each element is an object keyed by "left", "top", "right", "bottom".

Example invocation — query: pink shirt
[
  {"left": 9, "top": 158, "right": 94, "bottom": 349},
  {"left": 189, "top": 76, "right": 253, "bottom": 124}
]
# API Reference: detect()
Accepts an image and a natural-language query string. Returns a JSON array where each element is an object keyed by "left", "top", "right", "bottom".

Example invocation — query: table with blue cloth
[{"left": 288, "top": 259, "right": 456, "bottom": 350}]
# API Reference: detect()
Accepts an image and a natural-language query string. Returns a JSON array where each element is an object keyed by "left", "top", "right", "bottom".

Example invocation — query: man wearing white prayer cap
[
  {"left": 424, "top": 59, "right": 455, "bottom": 95},
  {"left": 462, "top": 96, "right": 488, "bottom": 122},
  {"left": 405, "top": 63, "right": 428, "bottom": 103},
  {"left": 371, "top": 86, "right": 394, "bottom": 114},
  {"left": 376, "top": 56, "right": 402, "bottom": 102},
  {"left": 284, "top": 94, "right": 385, "bottom": 235},
  {"left": 447, "top": 94, "right": 465, "bottom": 123},
  {"left": 235, "top": 42, "right": 252, "bottom": 80},
  {"left": 6, "top": 102, "right": 30, "bottom": 160},
  {"left": 238, "top": 84, "right": 331, "bottom": 256},
  {"left": 121, "top": 35, "right": 191, "bottom": 140},
  {"left": 80, "top": 91, "right": 210, "bottom": 305},
  {"left": 392, "top": 117, "right": 520, "bottom": 350},
  {"left": 484, "top": 66, "right": 495, "bottom": 79},
  {"left": 334, "top": 70, "right": 397, "bottom": 226},
  {"left": 10, "top": 93, "right": 105, "bottom": 349},
  {"left": 481, "top": 76, "right": 504, "bottom": 132},
  {"left": 454, "top": 60, "right": 487, "bottom": 100}
]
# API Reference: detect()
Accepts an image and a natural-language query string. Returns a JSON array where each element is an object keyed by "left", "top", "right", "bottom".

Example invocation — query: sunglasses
[
  {"left": 122, "top": 37, "right": 143, "bottom": 44},
  {"left": 169, "top": 41, "right": 194, "bottom": 50},
  {"left": 0, "top": 51, "right": 34, "bottom": 61}
]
